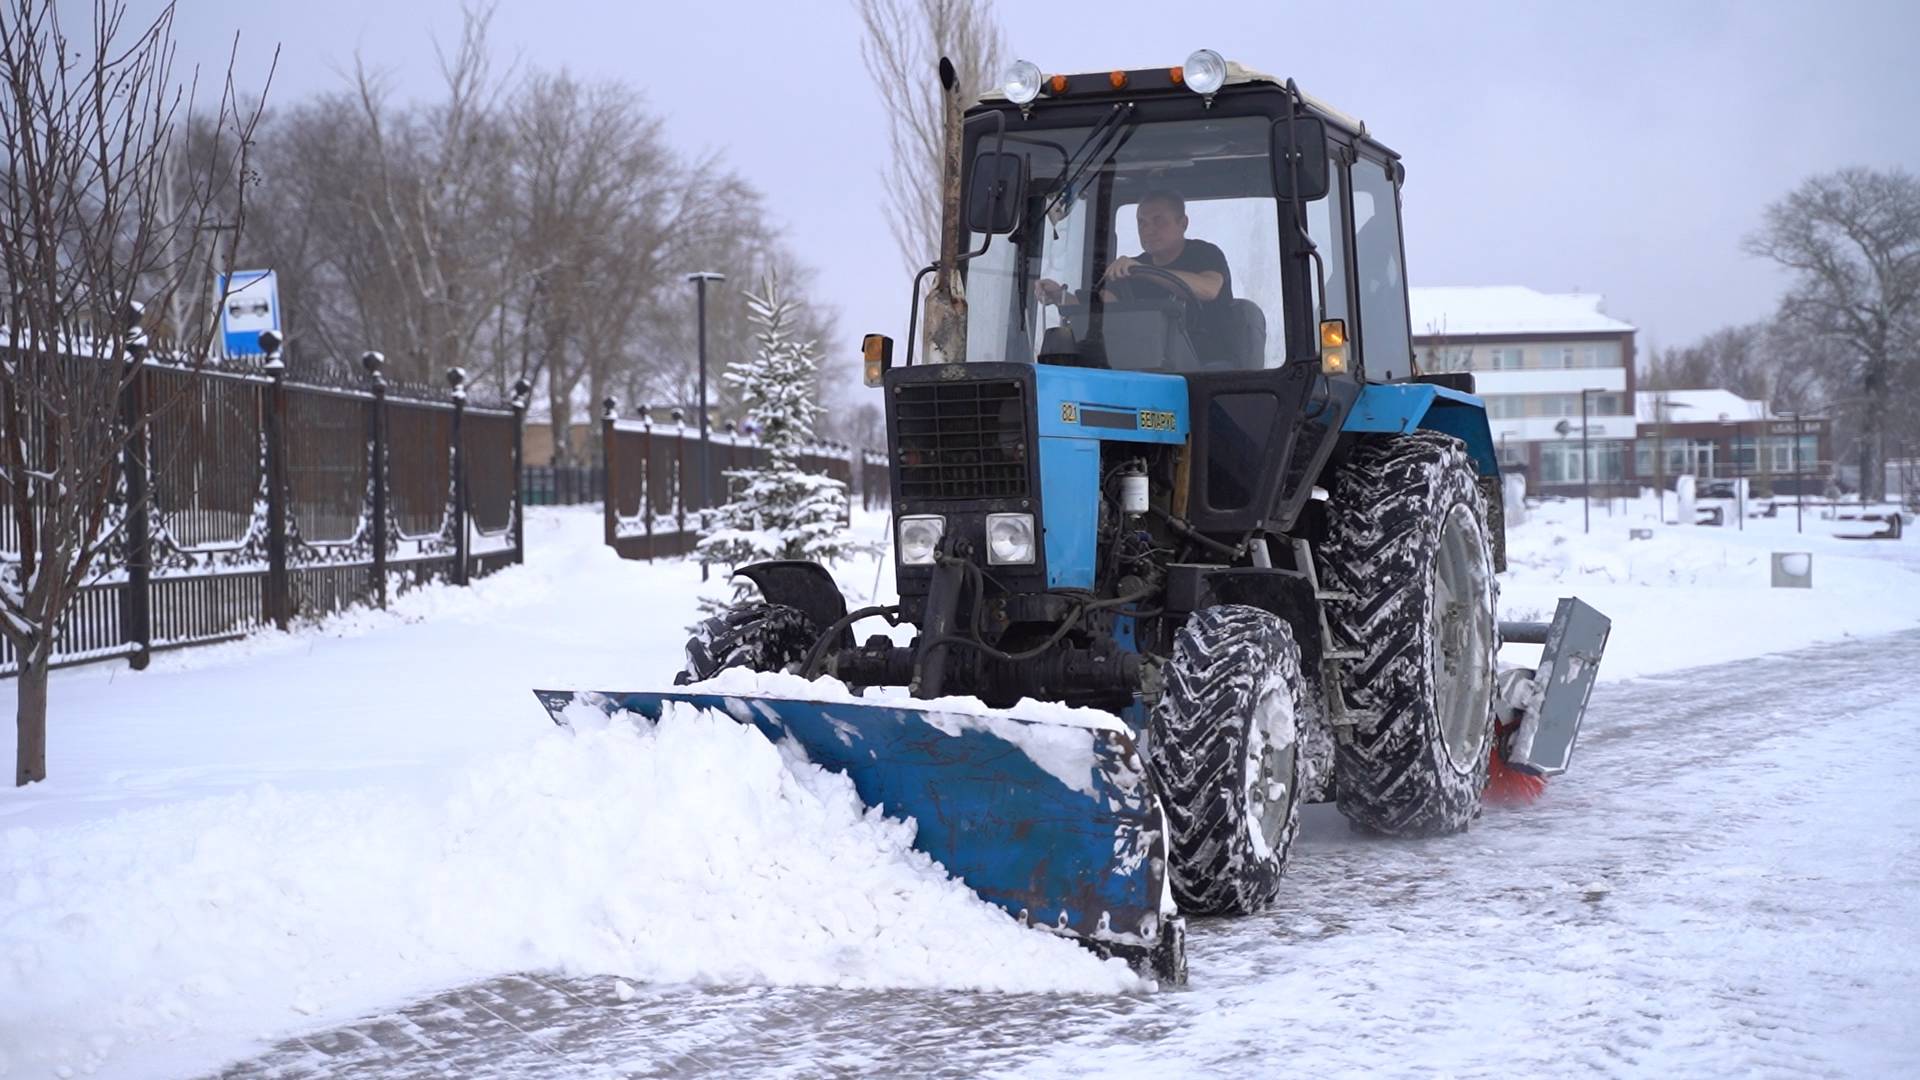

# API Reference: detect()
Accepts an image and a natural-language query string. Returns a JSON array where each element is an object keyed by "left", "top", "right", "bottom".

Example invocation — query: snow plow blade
[{"left": 533, "top": 687, "right": 1185, "bottom": 984}]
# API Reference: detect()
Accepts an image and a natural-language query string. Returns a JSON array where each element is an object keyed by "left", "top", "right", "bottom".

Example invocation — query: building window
[
  {"left": 1479, "top": 346, "right": 1523, "bottom": 370},
  {"left": 1542, "top": 441, "right": 1626, "bottom": 484},
  {"left": 1486, "top": 394, "right": 1526, "bottom": 419},
  {"left": 1635, "top": 442, "right": 1677, "bottom": 477},
  {"left": 1757, "top": 434, "right": 1820, "bottom": 472}
]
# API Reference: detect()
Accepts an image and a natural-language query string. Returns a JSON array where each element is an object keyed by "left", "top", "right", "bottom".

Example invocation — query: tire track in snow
[{"left": 212, "top": 631, "right": 1920, "bottom": 1079}]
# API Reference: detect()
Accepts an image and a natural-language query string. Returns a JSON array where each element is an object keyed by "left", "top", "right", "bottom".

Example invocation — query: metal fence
[
  {"left": 522, "top": 465, "right": 604, "bottom": 507},
  {"left": 1, "top": 356, "right": 527, "bottom": 677},
  {"left": 599, "top": 403, "right": 890, "bottom": 561}
]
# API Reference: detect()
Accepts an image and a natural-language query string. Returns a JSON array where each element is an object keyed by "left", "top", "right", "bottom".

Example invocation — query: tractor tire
[
  {"left": 1319, "top": 430, "right": 1499, "bottom": 837},
  {"left": 1147, "top": 604, "right": 1309, "bottom": 916},
  {"left": 676, "top": 602, "right": 819, "bottom": 685}
]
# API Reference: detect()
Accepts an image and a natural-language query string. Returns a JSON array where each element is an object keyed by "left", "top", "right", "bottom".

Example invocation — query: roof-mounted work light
[
  {"left": 1002, "top": 59, "right": 1044, "bottom": 105},
  {"left": 1183, "top": 49, "right": 1227, "bottom": 95}
]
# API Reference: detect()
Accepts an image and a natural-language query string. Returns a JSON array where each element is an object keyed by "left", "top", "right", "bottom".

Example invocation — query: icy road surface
[{"left": 213, "top": 629, "right": 1920, "bottom": 1079}]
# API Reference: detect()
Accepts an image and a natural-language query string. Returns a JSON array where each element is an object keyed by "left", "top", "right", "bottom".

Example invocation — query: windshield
[{"left": 964, "top": 114, "right": 1290, "bottom": 373}]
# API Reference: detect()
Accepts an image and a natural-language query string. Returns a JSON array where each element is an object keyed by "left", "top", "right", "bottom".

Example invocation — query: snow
[
  {"left": 5, "top": 488, "right": 1920, "bottom": 1077},
  {"left": 0, "top": 510, "right": 1134, "bottom": 1080},
  {"left": 688, "top": 668, "right": 1128, "bottom": 798},
  {"left": 1498, "top": 491, "right": 1920, "bottom": 679},
  {"left": 1633, "top": 387, "right": 1772, "bottom": 422},
  {"left": 1409, "top": 285, "right": 1636, "bottom": 337}
]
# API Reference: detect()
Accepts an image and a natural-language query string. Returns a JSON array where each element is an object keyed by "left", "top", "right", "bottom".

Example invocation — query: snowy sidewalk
[{"left": 216, "top": 628, "right": 1920, "bottom": 1078}]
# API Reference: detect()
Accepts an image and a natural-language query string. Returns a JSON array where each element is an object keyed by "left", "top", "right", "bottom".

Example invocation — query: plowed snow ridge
[{"left": 0, "top": 703, "right": 1134, "bottom": 1078}]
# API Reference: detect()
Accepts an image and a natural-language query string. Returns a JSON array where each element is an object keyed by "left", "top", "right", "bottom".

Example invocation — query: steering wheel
[{"left": 1106, "top": 264, "right": 1201, "bottom": 308}]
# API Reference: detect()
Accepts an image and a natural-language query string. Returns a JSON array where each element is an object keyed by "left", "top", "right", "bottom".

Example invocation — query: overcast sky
[{"left": 156, "top": 0, "right": 1920, "bottom": 389}]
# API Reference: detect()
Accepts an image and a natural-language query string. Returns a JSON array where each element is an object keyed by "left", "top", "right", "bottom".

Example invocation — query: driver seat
[{"left": 1220, "top": 298, "right": 1266, "bottom": 369}]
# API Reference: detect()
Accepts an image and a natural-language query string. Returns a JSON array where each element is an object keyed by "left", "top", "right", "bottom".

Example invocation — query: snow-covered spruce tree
[{"left": 695, "top": 273, "right": 857, "bottom": 570}]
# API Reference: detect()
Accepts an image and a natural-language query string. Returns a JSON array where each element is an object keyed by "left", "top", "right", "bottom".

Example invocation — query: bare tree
[
  {"left": 0, "top": 1, "right": 270, "bottom": 785},
  {"left": 855, "top": 0, "right": 1005, "bottom": 274},
  {"left": 345, "top": 4, "right": 518, "bottom": 385},
  {"left": 1746, "top": 167, "right": 1920, "bottom": 501},
  {"left": 236, "top": 5, "right": 838, "bottom": 454}
]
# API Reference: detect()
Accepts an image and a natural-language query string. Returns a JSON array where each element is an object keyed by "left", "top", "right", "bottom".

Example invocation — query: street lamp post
[
  {"left": 686, "top": 271, "right": 725, "bottom": 577},
  {"left": 1779, "top": 410, "right": 1805, "bottom": 534},
  {"left": 1734, "top": 419, "right": 1746, "bottom": 531},
  {"left": 1579, "top": 388, "right": 1606, "bottom": 534}
]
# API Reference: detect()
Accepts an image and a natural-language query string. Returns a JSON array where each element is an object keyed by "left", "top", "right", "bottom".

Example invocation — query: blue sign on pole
[{"left": 217, "top": 270, "right": 280, "bottom": 357}]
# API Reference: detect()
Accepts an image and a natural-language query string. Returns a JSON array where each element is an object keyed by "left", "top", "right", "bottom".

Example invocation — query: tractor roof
[{"left": 978, "top": 59, "right": 1368, "bottom": 139}]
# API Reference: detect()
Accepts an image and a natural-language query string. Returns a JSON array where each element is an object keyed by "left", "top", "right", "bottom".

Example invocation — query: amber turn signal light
[
  {"left": 862, "top": 333, "right": 894, "bottom": 387},
  {"left": 1320, "top": 319, "right": 1348, "bottom": 375}
]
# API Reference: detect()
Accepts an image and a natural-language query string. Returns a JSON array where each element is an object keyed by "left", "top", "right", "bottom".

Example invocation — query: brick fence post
[
  {"left": 512, "top": 376, "right": 532, "bottom": 565},
  {"left": 601, "top": 397, "right": 618, "bottom": 553},
  {"left": 448, "top": 367, "right": 469, "bottom": 586},
  {"left": 119, "top": 325, "right": 152, "bottom": 668},
  {"left": 360, "top": 352, "right": 389, "bottom": 607},
  {"left": 262, "top": 334, "right": 290, "bottom": 630}
]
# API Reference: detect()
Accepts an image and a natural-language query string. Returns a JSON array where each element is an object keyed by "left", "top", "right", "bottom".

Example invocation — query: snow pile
[
  {"left": 694, "top": 667, "right": 1128, "bottom": 797},
  {"left": 0, "top": 700, "right": 1136, "bottom": 1078}
]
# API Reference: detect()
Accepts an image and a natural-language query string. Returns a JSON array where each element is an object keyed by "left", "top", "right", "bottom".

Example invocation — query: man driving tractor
[{"left": 1036, "top": 189, "right": 1236, "bottom": 360}]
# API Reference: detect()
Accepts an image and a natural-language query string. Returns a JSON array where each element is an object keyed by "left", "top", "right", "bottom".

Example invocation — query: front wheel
[{"left": 1146, "top": 604, "right": 1309, "bottom": 916}]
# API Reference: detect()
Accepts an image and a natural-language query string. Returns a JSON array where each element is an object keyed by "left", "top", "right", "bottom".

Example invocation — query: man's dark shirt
[{"left": 1141, "top": 238, "right": 1234, "bottom": 361}]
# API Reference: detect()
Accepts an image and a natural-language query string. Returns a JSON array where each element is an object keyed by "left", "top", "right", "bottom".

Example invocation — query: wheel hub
[
  {"left": 1430, "top": 502, "right": 1494, "bottom": 771},
  {"left": 1246, "top": 681, "right": 1297, "bottom": 859}
]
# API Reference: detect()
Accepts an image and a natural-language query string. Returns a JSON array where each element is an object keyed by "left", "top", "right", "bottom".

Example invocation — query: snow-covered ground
[
  {"left": 3, "top": 498, "right": 1918, "bottom": 1078},
  {"left": 1498, "top": 492, "right": 1920, "bottom": 676}
]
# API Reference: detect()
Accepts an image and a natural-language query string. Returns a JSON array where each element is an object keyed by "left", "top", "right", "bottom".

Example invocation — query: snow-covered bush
[{"left": 695, "top": 273, "right": 859, "bottom": 569}]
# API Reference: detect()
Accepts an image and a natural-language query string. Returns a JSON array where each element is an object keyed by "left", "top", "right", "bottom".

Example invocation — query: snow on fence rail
[
  {"left": 599, "top": 403, "right": 890, "bottom": 561},
  {"left": 0, "top": 356, "right": 529, "bottom": 678}
]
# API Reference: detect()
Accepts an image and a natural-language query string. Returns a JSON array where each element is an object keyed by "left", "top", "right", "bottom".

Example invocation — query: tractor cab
[{"left": 959, "top": 53, "right": 1415, "bottom": 385}]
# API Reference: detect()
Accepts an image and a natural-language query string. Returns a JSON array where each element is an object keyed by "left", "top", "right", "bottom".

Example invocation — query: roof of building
[
  {"left": 1409, "top": 286, "right": 1636, "bottom": 338},
  {"left": 1634, "top": 388, "right": 1771, "bottom": 423}
]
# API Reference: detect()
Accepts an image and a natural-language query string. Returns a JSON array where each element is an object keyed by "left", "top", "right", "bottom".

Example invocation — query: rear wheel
[
  {"left": 1147, "top": 604, "right": 1308, "bottom": 915},
  {"left": 676, "top": 602, "right": 819, "bottom": 685},
  {"left": 1319, "top": 431, "right": 1498, "bottom": 836}
]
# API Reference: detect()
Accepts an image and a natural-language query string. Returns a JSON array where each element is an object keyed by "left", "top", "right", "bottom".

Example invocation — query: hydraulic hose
[{"left": 799, "top": 603, "right": 902, "bottom": 680}]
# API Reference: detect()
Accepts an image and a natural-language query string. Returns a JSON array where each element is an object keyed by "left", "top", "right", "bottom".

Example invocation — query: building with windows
[
  {"left": 1410, "top": 286, "right": 1638, "bottom": 495},
  {"left": 1634, "top": 389, "right": 1832, "bottom": 496}
]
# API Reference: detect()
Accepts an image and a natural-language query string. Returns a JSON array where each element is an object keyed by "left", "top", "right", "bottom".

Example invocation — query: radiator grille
[{"left": 894, "top": 378, "right": 1031, "bottom": 500}]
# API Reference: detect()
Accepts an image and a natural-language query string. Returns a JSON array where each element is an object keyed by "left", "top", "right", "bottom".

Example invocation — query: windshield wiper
[{"left": 1042, "top": 103, "right": 1136, "bottom": 222}]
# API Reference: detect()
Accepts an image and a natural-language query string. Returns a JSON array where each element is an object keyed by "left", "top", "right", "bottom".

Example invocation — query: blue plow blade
[{"left": 533, "top": 688, "right": 1185, "bottom": 983}]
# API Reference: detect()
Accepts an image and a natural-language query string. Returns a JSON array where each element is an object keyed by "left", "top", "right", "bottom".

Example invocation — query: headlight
[
  {"left": 898, "top": 515, "right": 946, "bottom": 565},
  {"left": 1002, "top": 59, "right": 1044, "bottom": 105},
  {"left": 1183, "top": 49, "right": 1227, "bottom": 95},
  {"left": 986, "top": 512, "right": 1036, "bottom": 565}
]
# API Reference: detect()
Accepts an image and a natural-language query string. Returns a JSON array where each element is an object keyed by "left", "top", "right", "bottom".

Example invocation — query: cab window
[{"left": 1350, "top": 157, "right": 1412, "bottom": 377}]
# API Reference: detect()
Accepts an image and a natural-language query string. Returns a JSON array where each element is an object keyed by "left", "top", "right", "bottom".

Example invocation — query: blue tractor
[{"left": 541, "top": 52, "right": 1608, "bottom": 984}]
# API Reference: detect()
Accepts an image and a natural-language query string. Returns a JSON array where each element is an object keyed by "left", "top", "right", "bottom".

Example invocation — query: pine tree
[{"left": 696, "top": 272, "right": 858, "bottom": 568}]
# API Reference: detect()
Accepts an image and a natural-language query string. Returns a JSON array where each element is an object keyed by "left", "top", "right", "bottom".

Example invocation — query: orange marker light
[
  {"left": 1320, "top": 319, "right": 1349, "bottom": 375},
  {"left": 1170, "top": 66, "right": 1185, "bottom": 85},
  {"left": 1049, "top": 74, "right": 1068, "bottom": 94},
  {"left": 1109, "top": 70, "right": 1129, "bottom": 89}
]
